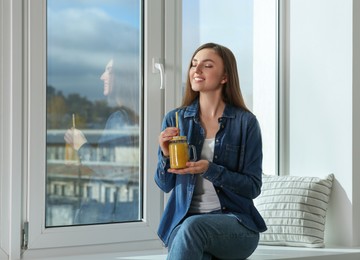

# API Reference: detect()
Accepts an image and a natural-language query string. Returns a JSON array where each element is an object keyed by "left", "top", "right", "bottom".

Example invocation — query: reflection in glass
[{"left": 46, "top": 0, "right": 142, "bottom": 227}]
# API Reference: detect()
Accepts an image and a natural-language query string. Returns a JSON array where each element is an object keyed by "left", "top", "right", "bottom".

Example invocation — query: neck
[{"left": 199, "top": 94, "right": 225, "bottom": 119}]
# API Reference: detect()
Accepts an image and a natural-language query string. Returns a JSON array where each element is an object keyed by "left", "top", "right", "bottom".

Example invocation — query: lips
[{"left": 193, "top": 77, "right": 204, "bottom": 82}]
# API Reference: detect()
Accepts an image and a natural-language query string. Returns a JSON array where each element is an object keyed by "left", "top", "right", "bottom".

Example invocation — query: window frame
[
  {"left": 22, "top": 0, "right": 167, "bottom": 255},
  {"left": 0, "top": 0, "right": 279, "bottom": 258},
  {"left": 0, "top": 0, "right": 25, "bottom": 258}
]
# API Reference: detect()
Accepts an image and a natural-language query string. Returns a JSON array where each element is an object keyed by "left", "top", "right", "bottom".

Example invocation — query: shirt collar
[{"left": 184, "top": 98, "right": 236, "bottom": 119}]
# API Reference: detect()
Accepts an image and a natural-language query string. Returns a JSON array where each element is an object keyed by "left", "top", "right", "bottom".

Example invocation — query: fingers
[
  {"left": 159, "top": 131, "right": 173, "bottom": 142},
  {"left": 64, "top": 135, "right": 71, "bottom": 144},
  {"left": 158, "top": 127, "right": 179, "bottom": 148},
  {"left": 158, "top": 127, "right": 180, "bottom": 158},
  {"left": 64, "top": 128, "right": 87, "bottom": 150},
  {"left": 160, "top": 127, "right": 179, "bottom": 140},
  {"left": 168, "top": 160, "right": 209, "bottom": 175},
  {"left": 64, "top": 130, "right": 73, "bottom": 144}
]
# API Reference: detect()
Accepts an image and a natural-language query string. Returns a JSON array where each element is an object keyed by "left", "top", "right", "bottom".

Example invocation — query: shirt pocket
[{"left": 224, "top": 144, "right": 242, "bottom": 171}]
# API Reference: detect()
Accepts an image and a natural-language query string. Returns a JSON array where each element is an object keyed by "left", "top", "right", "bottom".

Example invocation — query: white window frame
[
  {"left": 0, "top": 0, "right": 278, "bottom": 258},
  {"left": 0, "top": 0, "right": 181, "bottom": 258},
  {"left": 1, "top": 0, "right": 25, "bottom": 258},
  {"left": 25, "top": 0, "right": 167, "bottom": 252}
]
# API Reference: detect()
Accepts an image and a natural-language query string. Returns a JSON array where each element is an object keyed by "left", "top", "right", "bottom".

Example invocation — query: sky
[
  {"left": 47, "top": 0, "right": 141, "bottom": 102},
  {"left": 47, "top": 0, "right": 253, "bottom": 107}
]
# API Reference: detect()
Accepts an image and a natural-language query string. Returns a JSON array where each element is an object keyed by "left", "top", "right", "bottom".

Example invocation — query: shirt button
[
  {"left": 214, "top": 155, "right": 218, "bottom": 159},
  {"left": 222, "top": 206, "right": 226, "bottom": 210}
]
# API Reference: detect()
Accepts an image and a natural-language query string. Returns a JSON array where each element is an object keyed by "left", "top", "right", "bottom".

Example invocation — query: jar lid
[{"left": 171, "top": 136, "right": 187, "bottom": 141}]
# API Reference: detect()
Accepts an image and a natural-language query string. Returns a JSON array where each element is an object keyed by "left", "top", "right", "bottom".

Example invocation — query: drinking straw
[
  {"left": 175, "top": 111, "right": 179, "bottom": 128},
  {"left": 72, "top": 113, "right": 76, "bottom": 128}
]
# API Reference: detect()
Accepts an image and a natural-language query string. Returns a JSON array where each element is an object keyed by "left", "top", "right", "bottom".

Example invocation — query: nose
[
  {"left": 100, "top": 71, "right": 106, "bottom": 80},
  {"left": 194, "top": 65, "right": 202, "bottom": 74}
]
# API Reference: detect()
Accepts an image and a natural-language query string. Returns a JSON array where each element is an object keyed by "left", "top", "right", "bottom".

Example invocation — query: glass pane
[
  {"left": 182, "top": 0, "right": 277, "bottom": 175},
  {"left": 46, "top": 0, "right": 142, "bottom": 227},
  {"left": 182, "top": 0, "right": 253, "bottom": 108}
]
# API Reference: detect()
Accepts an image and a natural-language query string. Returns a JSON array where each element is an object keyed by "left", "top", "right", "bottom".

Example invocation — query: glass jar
[{"left": 169, "top": 136, "right": 195, "bottom": 169}]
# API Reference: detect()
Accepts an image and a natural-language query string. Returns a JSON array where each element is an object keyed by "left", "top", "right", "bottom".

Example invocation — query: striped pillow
[{"left": 254, "top": 174, "right": 334, "bottom": 248}]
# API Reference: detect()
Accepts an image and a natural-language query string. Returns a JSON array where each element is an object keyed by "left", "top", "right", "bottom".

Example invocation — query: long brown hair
[{"left": 181, "top": 42, "right": 249, "bottom": 112}]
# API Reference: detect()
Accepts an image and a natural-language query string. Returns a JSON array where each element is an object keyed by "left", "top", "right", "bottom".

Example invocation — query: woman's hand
[
  {"left": 64, "top": 128, "right": 88, "bottom": 150},
  {"left": 168, "top": 160, "right": 210, "bottom": 175},
  {"left": 158, "top": 127, "right": 179, "bottom": 157}
]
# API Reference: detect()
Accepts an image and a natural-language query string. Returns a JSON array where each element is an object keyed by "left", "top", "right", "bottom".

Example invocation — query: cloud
[{"left": 47, "top": 2, "right": 140, "bottom": 101}]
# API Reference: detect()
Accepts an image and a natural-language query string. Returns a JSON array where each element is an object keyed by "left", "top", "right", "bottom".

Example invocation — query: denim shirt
[
  {"left": 154, "top": 98, "right": 267, "bottom": 246},
  {"left": 78, "top": 109, "right": 135, "bottom": 162}
]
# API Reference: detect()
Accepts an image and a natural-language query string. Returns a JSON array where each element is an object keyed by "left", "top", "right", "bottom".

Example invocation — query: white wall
[
  {"left": 286, "top": 0, "right": 359, "bottom": 247},
  {"left": 353, "top": 0, "right": 360, "bottom": 247},
  {"left": 253, "top": 0, "right": 277, "bottom": 176}
]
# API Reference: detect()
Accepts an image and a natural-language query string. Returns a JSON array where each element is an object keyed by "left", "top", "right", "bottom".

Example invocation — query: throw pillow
[{"left": 254, "top": 174, "right": 334, "bottom": 247}]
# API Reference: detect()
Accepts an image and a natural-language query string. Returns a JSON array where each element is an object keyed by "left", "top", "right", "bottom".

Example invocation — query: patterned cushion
[{"left": 254, "top": 174, "right": 334, "bottom": 247}]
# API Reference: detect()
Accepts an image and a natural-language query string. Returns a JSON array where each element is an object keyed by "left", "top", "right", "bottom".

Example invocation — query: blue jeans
[{"left": 166, "top": 213, "right": 259, "bottom": 260}]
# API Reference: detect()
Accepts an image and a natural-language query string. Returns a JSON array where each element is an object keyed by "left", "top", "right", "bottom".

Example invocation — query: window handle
[{"left": 154, "top": 62, "right": 164, "bottom": 89}]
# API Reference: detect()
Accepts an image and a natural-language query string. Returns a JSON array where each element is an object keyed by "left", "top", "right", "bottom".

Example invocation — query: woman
[
  {"left": 64, "top": 58, "right": 139, "bottom": 224},
  {"left": 155, "top": 43, "right": 267, "bottom": 260},
  {"left": 65, "top": 58, "right": 138, "bottom": 158}
]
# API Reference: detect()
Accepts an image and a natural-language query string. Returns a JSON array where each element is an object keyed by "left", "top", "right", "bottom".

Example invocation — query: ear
[{"left": 220, "top": 74, "right": 228, "bottom": 84}]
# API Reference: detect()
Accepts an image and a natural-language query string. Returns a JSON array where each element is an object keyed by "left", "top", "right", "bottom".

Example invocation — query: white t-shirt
[{"left": 189, "top": 138, "right": 221, "bottom": 213}]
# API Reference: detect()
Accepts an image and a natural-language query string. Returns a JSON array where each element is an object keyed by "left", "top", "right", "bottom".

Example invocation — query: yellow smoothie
[{"left": 169, "top": 136, "right": 189, "bottom": 169}]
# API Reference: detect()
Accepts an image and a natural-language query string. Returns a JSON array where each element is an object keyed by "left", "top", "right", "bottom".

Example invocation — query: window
[
  {"left": 182, "top": 0, "right": 278, "bottom": 175},
  {"left": 182, "top": 0, "right": 254, "bottom": 106},
  {"left": 46, "top": 0, "right": 142, "bottom": 227},
  {"left": 25, "top": 0, "right": 164, "bottom": 253},
  {"left": 0, "top": 0, "right": 278, "bottom": 258}
]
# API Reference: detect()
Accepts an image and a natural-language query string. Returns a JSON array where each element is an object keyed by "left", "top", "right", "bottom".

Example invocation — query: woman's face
[
  {"left": 189, "top": 48, "right": 227, "bottom": 93},
  {"left": 100, "top": 59, "right": 114, "bottom": 96}
]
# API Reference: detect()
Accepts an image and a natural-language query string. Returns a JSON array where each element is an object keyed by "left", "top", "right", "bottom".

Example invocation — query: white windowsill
[{"left": 22, "top": 245, "right": 360, "bottom": 260}]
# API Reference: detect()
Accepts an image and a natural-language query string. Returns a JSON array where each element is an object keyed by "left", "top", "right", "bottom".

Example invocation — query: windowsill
[
  {"left": 23, "top": 245, "right": 360, "bottom": 260},
  {"left": 250, "top": 245, "right": 360, "bottom": 259}
]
